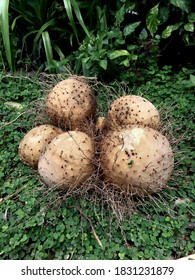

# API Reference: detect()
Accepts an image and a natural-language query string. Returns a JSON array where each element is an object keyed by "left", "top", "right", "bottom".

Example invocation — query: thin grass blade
[
  {"left": 62, "top": 0, "right": 79, "bottom": 42},
  {"left": 32, "top": 19, "right": 56, "bottom": 53},
  {"left": 10, "top": 2, "right": 36, "bottom": 26},
  {"left": 52, "top": 43, "right": 65, "bottom": 60},
  {"left": 38, "top": 0, "right": 48, "bottom": 22},
  {"left": 22, "top": 30, "right": 38, "bottom": 46},
  {"left": 11, "top": 15, "right": 22, "bottom": 31},
  {"left": 42, "top": 31, "right": 54, "bottom": 71},
  {"left": 0, "top": 0, "right": 14, "bottom": 72},
  {"left": 71, "top": 0, "right": 90, "bottom": 37}
]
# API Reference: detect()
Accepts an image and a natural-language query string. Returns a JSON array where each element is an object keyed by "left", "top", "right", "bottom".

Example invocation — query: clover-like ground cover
[{"left": 0, "top": 67, "right": 194, "bottom": 260}]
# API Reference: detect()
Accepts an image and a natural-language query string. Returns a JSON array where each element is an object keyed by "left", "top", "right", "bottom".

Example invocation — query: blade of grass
[
  {"left": 10, "top": 1, "right": 36, "bottom": 26},
  {"left": 11, "top": 15, "right": 22, "bottom": 31},
  {"left": 22, "top": 30, "right": 38, "bottom": 46},
  {"left": 0, "top": 0, "right": 14, "bottom": 72},
  {"left": 63, "top": 0, "right": 79, "bottom": 42},
  {"left": 71, "top": 0, "right": 90, "bottom": 37},
  {"left": 42, "top": 31, "right": 54, "bottom": 72},
  {"left": 39, "top": 0, "right": 48, "bottom": 23},
  {"left": 32, "top": 19, "right": 56, "bottom": 53},
  {"left": 52, "top": 43, "right": 65, "bottom": 60}
]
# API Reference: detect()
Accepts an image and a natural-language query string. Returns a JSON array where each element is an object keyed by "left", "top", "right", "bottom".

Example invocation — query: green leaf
[
  {"left": 139, "top": 28, "right": 148, "bottom": 40},
  {"left": 53, "top": 232, "right": 60, "bottom": 240},
  {"left": 146, "top": 4, "right": 160, "bottom": 36},
  {"left": 39, "top": 0, "right": 48, "bottom": 21},
  {"left": 0, "top": 0, "right": 14, "bottom": 72},
  {"left": 127, "top": 45, "right": 137, "bottom": 51},
  {"left": 82, "top": 57, "right": 90, "bottom": 64},
  {"left": 63, "top": 0, "right": 89, "bottom": 41},
  {"left": 15, "top": 208, "right": 25, "bottom": 218},
  {"left": 170, "top": 0, "right": 189, "bottom": 13},
  {"left": 22, "top": 30, "right": 38, "bottom": 46},
  {"left": 52, "top": 43, "right": 65, "bottom": 60},
  {"left": 71, "top": 0, "right": 90, "bottom": 37},
  {"left": 123, "top": 21, "right": 141, "bottom": 36},
  {"left": 162, "top": 23, "right": 182, "bottom": 38},
  {"left": 63, "top": 0, "right": 79, "bottom": 42},
  {"left": 189, "top": 74, "right": 195, "bottom": 86},
  {"left": 32, "top": 19, "right": 56, "bottom": 53},
  {"left": 115, "top": 4, "right": 125, "bottom": 26},
  {"left": 42, "top": 31, "right": 54, "bottom": 72},
  {"left": 188, "top": 13, "right": 195, "bottom": 22},
  {"left": 56, "top": 223, "right": 65, "bottom": 232},
  {"left": 182, "top": 33, "right": 190, "bottom": 45},
  {"left": 162, "top": 231, "right": 169, "bottom": 237},
  {"left": 109, "top": 50, "right": 129, "bottom": 60},
  {"left": 158, "top": 6, "right": 170, "bottom": 24},
  {"left": 118, "top": 252, "right": 125, "bottom": 260},
  {"left": 99, "top": 59, "right": 108, "bottom": 70},
  {"left": 190, "top": 231, "right": 195, "bottom": 242},
  {"left": 184, "top": 23, "right": 194, "bottom": 32},
  {"left": 2, "top": 225, "right": 8, "bottom": 232},
  {"left": 107, "top": 29, "right": 120, "bottom": 39},
  {"left": 165, "top": 216, "right": 171, "bottom": 222},
  {"left": 59, "top": 234, "right": 65, "bottom": 242},
  {"left": 21, "top": 234, "right": 28, "bottom": 243},
  {"left": 122, "top": 59, "right": 130, "bottom": 67},
  {"left": 11, "top": 15, "right": 22, "bottom": 31},
  {"left": 96, "top": 6, "right": 107, "bottom": 31},
  {"left": 130, "top": 54, "right": 138, "bottom": 61}
]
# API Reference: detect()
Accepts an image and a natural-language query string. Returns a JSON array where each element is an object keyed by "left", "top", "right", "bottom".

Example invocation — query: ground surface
[{"left": 0, "top": 68, "right": 194, "bottom": 260}]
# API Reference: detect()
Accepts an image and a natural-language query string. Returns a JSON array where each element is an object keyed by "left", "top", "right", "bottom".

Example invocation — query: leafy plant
[
  {"left": 146, "top": 0, "right": 195, "bottom": 44},
  {"left": 0, "top": 0, "right": 194, "bottom": 74},
  {"left": 11, "top": 0, "right": 70, "bottom": 72},
  {"left": 62, "top": 0, "right": 90, "bottom": 41},
  {"left": 0, "top": 0, "right": 92, "bottom": 73},
  {"left": 69, "top": 3, "right": 143, "bottom": 78},
  {"left": 69, "top": 0, "right": 195, "bottom": 79},
  {"left": 0, "top": 0, "right": 16, "bottom": 72}
]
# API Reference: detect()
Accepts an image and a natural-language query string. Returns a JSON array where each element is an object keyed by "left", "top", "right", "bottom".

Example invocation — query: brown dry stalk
[
  {"left": 0, "top": 183, "right": 29, "bottom": 203},
  {"left": 77, "top": 207, "right": 103, "bottom": 248},
  {"left": 0, "top": 111, "right": 28, "bottom": 129}
]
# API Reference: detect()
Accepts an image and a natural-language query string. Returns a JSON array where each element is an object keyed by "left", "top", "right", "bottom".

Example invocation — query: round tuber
[
  {"left": 107, "top": 95, "right": 160, "bottom": 129},
  {"left": 100, "top": 126, "right": 174, "bottom": 195},
  {"left": 18, "top": 124, "right": 63, "bottom": 167},
  {"left": 46, "top": 77, "right": 96, "bottom": 130},
  {"left": 38, "top": 131, "right": 95, "bottom": 190}
]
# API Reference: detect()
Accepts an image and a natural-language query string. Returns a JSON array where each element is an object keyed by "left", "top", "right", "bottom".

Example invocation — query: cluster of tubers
[{"left": 18, "top": 76, "right": 174, "bottom": 196}]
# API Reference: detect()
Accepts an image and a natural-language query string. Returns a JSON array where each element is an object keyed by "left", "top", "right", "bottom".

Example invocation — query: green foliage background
[{"left": 0, "top": 0, "right": 194, "bottom": 75}]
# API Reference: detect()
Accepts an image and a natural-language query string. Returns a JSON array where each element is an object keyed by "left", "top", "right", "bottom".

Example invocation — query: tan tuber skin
[
  {"left": 18, "top": 124, "right": 63, "bottom": 167},
  {"left": 100, "top": 126, "right": 174, "bottom": 196},
  {"left": 95, "top": 116, "right": 107, "bottom": 133},
  {"left": 46, "top": 77, "right": 96, "bottom": 130},
  {"left": 38, "top": 131, "right": 95, "bottom": 190},
  {"left": 107, "top": 95, "right": 160, "bottom": 130}
]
